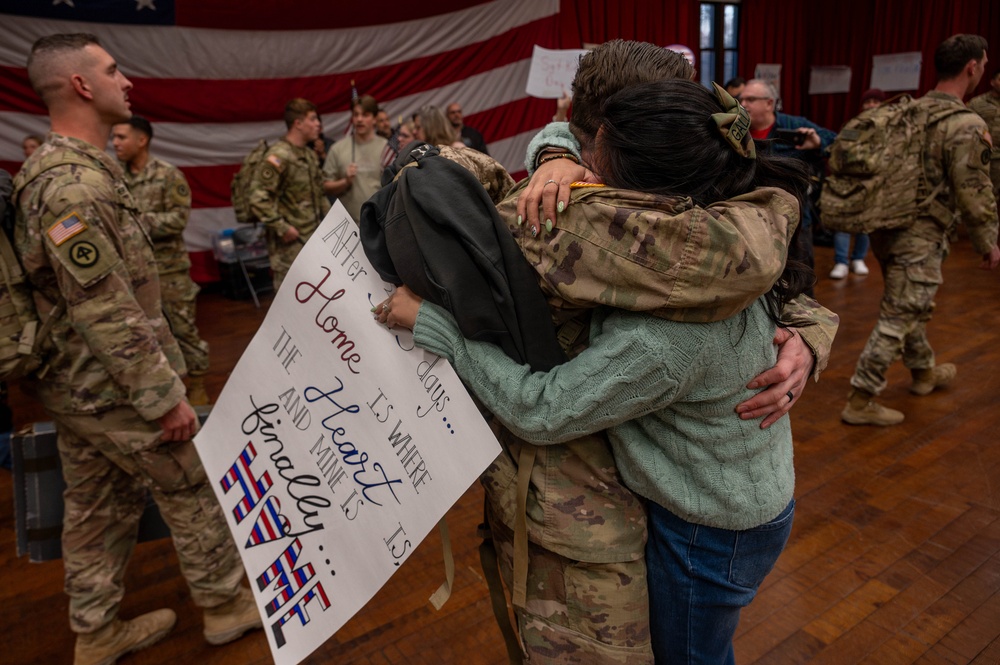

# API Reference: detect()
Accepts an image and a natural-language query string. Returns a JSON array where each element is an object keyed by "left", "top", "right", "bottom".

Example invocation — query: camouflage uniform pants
[
  {"left": 488, "top": 508, "right": 653, "bottom": 664},
  {"left": 850, "top": 231, "right": 944, "bottom": 395},
  {"left": 53, "top": 406, "right": 245, "bottom": 634},
  {"left": 160, "top": 271, "right": 210, "bottom": 376},
  {"left": 267, "top": 234, "right": 306, "bottom": 293},
  {"left": 990, "top": 158, "right": 1000, "bottom": 205}
]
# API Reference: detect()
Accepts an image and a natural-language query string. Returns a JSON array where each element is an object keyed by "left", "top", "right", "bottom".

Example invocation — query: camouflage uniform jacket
[
  {"left": 967, "top": 89, "right": 1000, "bottom": 197},
  {"left": 248, "top": 138, "right": 329, "bottom": 243},
  {"left": 498, "top": 182, "right": 838, "bottom": 373},
  {"left": 12, "top": 134, "right": 186, "bottom": 421},
  {"left": 520, "top": 123, "right": 838, "bottom": 370},
  {"left": 436, "top": 145, "right": 515, "bottom": 205},
  {"left": 909, "top": 92, "right": 999, "bottom": 254},
  {"left": 122, "top": 156, "right": 192, "bottom": 275},
  {"left": 484, "top": 183, "right": 839, "bottom": 565},
  {"left": 968, "top": 89, "right": 1000, "bottom": 146}
]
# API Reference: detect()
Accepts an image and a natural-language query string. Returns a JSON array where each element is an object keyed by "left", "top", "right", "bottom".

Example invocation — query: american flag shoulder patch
[{"left": 47, "top": 212, "right": 88, "bottom": 246}]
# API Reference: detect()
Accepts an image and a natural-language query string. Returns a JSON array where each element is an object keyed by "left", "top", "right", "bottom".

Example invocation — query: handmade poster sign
[
  {"left": 754, "top": 63, "right": 783, "bottom": 100},
  {"left": 809, "top": 65, "right": 852, "bottom": 95},
  {"left": 870, "top": 51, "right": 922, "bottom": 92},
  {"left": 526, "top": 44, "right": 589, "bottom": 98},
  {"left": 194, "top": 202, "right": 502, "bottom": 665}
]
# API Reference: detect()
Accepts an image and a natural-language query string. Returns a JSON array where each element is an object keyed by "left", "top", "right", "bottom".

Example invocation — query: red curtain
[
  {"left": 742, "top": 0, "right": 1000, "bottom": 132},
  {"left": 557, "top": 0, "right": 699, "bottom": 51}
]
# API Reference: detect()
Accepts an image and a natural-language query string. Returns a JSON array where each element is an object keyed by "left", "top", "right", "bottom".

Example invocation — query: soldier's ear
[{"left": 70, "top": 73, "right": 92, "bottom": 100}]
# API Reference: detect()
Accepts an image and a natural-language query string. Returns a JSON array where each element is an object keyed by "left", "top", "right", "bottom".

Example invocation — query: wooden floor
[{"left": 1, "top": 234, "right": 999, "bottom": 665}]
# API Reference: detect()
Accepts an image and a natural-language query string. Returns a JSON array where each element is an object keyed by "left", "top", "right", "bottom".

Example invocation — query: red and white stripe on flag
[{"left": 0, "top": 0, "right": 560, "bottom": 254}]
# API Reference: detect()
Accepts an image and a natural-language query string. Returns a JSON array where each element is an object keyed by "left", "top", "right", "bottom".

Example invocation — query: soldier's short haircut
[
  {"left": 724, "top": 76, "right": 746, "bottom": 90},
  {"left": 354, "top": 94, "right": 378, "bottom": 117},
  {"left": 934, "top": 34, "right": 988, "bottom": 80},
  {"left": 284, "top": 98, "right": 317, "bottom": 129},
  {"left": 416, "top": 105, "right": 457, "bottom": 146},
  {"left": 125, "top": 115, "right": 153, "bottom": 140},
  {"left": 569, "top": 40, "right": 694, "bottom": 150},
  {"left": 27, "top": 33, "right": 101, "bottom": 102}
]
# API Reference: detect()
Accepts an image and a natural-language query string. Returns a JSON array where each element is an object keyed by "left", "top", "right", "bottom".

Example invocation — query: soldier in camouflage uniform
[
  {"left": 969, "top": 69, "right": 1000, "bottom": 200},
  {"left": 379, "top": 42, "right": 836, "bottom": 664},
  {"left": 13, "top": 34, "right": 260, "bottom": 665},
  {"left": 844, "top": 34, "right": 1000, "bottom": 426},
  {"left": 111, "top": 116, "right": 211, "bottom": 405},
  {"left": 248, "top": 97, "right": 331, "bottom": 291},
  {"left": 482, "top": 183, "right": 837, "bottom": 665}
]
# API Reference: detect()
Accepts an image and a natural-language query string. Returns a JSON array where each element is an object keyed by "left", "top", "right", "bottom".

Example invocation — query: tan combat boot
[
  {"left": 204, "top": 586, "right": 263, "bottom": 646},
  {"left": 841, "top": 388, "right": 905, "bottom": 426},
  {"left": 910, "top": 363, "right": 956, "bottom": 395},
  {"left": 74, "top": 609, "right": 176, "bottom": 665},
  {"left": 185, "top": 375, "right": 211, "bottom": 406}
]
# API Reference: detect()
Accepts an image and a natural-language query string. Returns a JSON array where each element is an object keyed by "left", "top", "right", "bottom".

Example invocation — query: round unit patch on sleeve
[{"left": 69, "top": 240, "right": 100, "bottom": 268}]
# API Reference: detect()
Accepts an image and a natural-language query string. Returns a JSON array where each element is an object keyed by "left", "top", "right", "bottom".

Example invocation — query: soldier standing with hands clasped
[
  {"left": 12, "top": 33, "right": 261, "bottom": 665},
  {"left": 247, "top": 97, "right": 332, "bottom": 291},
  {"left": 112, "top": 115, "right": 212, "bottom": 405}
]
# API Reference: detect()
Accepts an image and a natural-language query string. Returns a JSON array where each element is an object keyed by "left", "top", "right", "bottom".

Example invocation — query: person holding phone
[{"left": 742, "top": 79, "right": 837, "bottom": 284}]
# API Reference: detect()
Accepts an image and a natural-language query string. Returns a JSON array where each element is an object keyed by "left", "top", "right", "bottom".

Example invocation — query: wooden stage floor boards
[{"left": 1, "top": 237, "right": 998, "bottom": 664}]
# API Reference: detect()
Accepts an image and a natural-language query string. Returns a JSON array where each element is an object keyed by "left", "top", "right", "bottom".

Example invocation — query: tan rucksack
[
  {"left": 230, "top": 139, "right": 270, "bottom": 225},
  {"left": 820, "top": 94, "right": 971, "bottom": 234},
  {"left": 0, "top": 168, "right": 63, "bottom": 381}
]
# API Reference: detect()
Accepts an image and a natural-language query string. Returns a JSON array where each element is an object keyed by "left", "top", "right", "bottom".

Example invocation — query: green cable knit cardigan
[{"left": 414, "top": 300, "right": 795, "bottom": 531}]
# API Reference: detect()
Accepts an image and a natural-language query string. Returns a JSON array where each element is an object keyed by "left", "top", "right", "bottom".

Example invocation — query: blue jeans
[
  {"left": 833, "top": 232, "right": 870, "bottom": 265},
  {"left": 646, "top": 499, "right": 796, "bottom": 665}
]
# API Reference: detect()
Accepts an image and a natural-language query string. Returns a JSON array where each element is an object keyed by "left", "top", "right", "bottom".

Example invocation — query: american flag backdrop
[{"left": 0, "top": 0, "right": 560, "bottom": 268}]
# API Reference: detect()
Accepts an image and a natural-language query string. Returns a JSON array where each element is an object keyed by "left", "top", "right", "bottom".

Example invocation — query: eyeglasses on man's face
[{"left": 738, "top": 96, "right": 772, "bottom": 104}]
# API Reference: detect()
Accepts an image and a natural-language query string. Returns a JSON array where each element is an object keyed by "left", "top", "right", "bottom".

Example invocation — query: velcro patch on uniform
[
  {"left": 973, "top": 133, "right": 993, "bottom": 169},
  {"left": 68, "top": 240, "right": 100, "bottom": 268},
  {"left": 267, "top": 155, "right": 283, "bottom": 168},
  {"left": 47, "top": 212, "right": 88, "bottom": 246},
  {"left": 51, "top": 224, "right": 121, "bottom": 289}
]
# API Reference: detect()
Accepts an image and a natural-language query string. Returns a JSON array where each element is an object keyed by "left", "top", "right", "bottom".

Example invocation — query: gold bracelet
[{"left": 538, "top": 152, "right": 580, "bottom": 166}]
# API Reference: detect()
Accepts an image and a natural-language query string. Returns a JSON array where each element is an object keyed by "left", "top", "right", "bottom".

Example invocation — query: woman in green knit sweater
[{"left": 377, "top": 79, "right": 815, "bottom": 664}]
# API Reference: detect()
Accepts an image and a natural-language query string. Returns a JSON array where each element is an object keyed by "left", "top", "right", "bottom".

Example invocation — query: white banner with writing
[
  {"left": 754, "top": 63, "right": 783, "bottom": 101},
  {"left": 809, "top": 65, "right": 852, "bottom": 95},
  {"left": 870, "top": 52, "right": 922, "bottom": 92},
  {"left": 194, "top": 202, "right": 502, "bottom": 665},
  {"left": 526, "top": 44, "right": 589, "bottom": 98}
]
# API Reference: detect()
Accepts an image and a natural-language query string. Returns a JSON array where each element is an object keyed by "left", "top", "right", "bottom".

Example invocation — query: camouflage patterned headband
[{"left": 710, "top": 82, "right": 756, "bottom": 159}]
